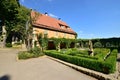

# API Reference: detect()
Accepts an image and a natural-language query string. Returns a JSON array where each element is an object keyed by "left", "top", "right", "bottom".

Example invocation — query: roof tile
[{"left": 31, "top": 11, "right": 77, "bottom": 35}]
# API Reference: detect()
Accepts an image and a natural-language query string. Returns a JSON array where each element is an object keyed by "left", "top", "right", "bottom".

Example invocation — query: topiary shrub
[{"left": 5, "top": 43, "right": 12, "bottom": 47}]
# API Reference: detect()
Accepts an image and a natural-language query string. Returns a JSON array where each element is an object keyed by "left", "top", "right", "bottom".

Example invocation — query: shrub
[
  {"left": 18, "top": 51, "right": 34, "bottom": 59},
  {"left": 105, "top": 49, "right": 117, "bottom": 72},
  {"left": 18, "top": 47, "right": 44, "bottom": 59},
  {"left": 29, "top": 47, "right": 43, "bottom": 56},
  {"left": 45, "top": 50, "right": 115, "bottom": 74},
  {"left": 5, "top": 43, "right": 12, "bottom": 47},
  {"left": 45, "top": 51, "right": 113, "bottom": 74},
  {"left": 94, "top": 42, "right": 102, "bottom": 48}
]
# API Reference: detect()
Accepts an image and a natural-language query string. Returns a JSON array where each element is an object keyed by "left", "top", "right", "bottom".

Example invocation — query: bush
[
  {"left": 5, "top": 43, "right": 12, "bottom": 47},
  {"left": 45, "top": 50, "right": 115, "bottom": 74},
  {"left": 29, "top": 47, "right": 42, "bottom": 56},
  {"left": 14, "top": 42, "right": 22, "bottom": 45},
  {"left": 18, "top": 51, "right": 34, "bottom": 59},
  {"left": 94, "top": 42, "right": 102, "bottom": 48},
  {"left": 105, "top": 49, "right": 117, "bottom": 72},
  {"left": 18, "top": 47, "right": 44, "bottom": 59}
]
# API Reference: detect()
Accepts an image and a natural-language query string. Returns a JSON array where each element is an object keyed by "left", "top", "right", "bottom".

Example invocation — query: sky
[{"left": 19, "top": 0, "right": 120, "bottom": 39}]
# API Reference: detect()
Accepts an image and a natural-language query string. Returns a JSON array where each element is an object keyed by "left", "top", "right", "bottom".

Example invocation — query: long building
[{"left": 31, "top": 10, "right": 77, "bottom": 48}]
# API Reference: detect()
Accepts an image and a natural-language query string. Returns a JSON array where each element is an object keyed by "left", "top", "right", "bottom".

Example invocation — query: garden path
[{"left": 0, "top": 48, "right": 97, "bottom": 80}]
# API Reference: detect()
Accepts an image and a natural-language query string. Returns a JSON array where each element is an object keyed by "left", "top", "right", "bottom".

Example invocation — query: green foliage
[
  {"left": 18, "top": 51, "right": 34, "bottom": 59},
  {"left": 45, "top": 50, "right": 115, "bottom": 74},
  {"left": 29, "top": 47, "right": 43, "bottom": 56},
  {"left": 0, "top": 0, "right": 19, "bottom": 22},
  {"left": 65, "top": 39, "right": 72, "bottom": 49},
  {"left": 18, "top": 47, "right": 44, "bottom": 59},
  {"left": 105, "top": 49, "right": 117, "bottom": 72},
  {"left": 49, "top": 38, "right": 75, "bottom": 51},
  {"left": 53, "top": 38, "right": 61, "bottom": 50},
  {"left": 37, "top": 33, "right": 48, "bottom": 51},
  {"left": 5, "top": 43, "right": 12, "bottom": 47},
  {"left": 94, "top": 42, "right": 102, "bottom": 48},
  {"left": 94, "top": 48, "right": 110, "bottom": 61}
]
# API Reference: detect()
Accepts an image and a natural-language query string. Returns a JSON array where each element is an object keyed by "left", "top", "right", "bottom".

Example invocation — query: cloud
[
  {"left": 21, "top": 0, "right": 24, "bottom": 3},
  {"left": 49, "top": 13, "right": 58, "bottom": 18},
  {"left": 78, "top": 30, "right": 95, "bottom": 38}
]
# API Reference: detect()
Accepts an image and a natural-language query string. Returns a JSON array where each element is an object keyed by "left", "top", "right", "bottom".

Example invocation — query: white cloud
[
  {"left": 78, "top": 30, "right": 95, "bottom": 39},
  {"left": 49, "top": 13, "right": 58, "bottom": 18}
]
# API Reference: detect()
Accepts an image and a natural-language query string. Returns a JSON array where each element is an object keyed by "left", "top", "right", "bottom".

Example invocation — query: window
[{"left": 61, "top": 25, "right": 64, "bottom": 29}]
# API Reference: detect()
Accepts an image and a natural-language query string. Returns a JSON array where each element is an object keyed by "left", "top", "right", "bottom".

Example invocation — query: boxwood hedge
[{"left": 45, "top": 50, "right": 117, "bottom": 74}]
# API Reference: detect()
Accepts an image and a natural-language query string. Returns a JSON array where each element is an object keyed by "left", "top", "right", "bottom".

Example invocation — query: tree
[
  {"left": 37, "top": 33, "right": 48, "bottom": 52},
  {"left": 94, "top": 42, "right": 102, "bottom": 48},
  {"left": 65, "top": 39, "right": 72, "bottom": 49},
  {"left": 52, "top": 38, "right": 61, "bottom": 52},
  {"left": 0, "top": 0, "right": 20, "bottom": 47}
]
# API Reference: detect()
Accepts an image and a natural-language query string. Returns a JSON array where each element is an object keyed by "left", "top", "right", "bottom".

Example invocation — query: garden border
[{"left": 46, "top": 55, "right": 116, "bottom": 80}]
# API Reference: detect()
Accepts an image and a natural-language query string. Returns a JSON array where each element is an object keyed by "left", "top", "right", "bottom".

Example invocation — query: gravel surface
[{"left": 0, "top": 48, "right": 97, "bottom": 80}]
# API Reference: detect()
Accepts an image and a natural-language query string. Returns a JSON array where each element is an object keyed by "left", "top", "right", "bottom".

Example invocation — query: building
[{"left": 31, "top": 10, "right": 77, "bottom": 48}]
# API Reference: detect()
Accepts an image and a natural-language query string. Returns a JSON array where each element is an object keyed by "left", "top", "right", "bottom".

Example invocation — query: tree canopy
[{"left": 0, "top": 0, "right": 30, "bottom": 43}]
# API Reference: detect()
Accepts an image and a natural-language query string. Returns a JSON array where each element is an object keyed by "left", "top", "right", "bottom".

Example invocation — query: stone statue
[{"left": 88, "top": 40, "right": 94, "bottom": 56}]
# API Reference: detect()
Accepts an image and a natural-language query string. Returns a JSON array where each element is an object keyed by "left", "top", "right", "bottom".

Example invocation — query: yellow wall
[{"left": 33, "top": 27, "right": 76, "bottom": 40}]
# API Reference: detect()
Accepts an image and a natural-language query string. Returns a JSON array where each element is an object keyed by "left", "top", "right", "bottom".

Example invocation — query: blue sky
[{"left": 20, "top": 0, "right": 120, "bottom": 39}]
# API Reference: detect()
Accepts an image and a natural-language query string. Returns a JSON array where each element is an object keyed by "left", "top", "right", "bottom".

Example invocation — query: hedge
[
  {"left": 45, "top": 50, "right": 116, "bottom": 74},
  {"left": 105, "top": 49, "right": 117, "bottom": 72}
]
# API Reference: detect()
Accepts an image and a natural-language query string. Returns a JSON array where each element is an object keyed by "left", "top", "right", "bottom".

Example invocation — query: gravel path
[{"left": 0, "top": 48, "right": 97, "bottom": 80}]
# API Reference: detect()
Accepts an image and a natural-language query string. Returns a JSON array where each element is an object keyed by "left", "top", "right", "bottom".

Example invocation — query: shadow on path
[{"left": 0, "top": 75, "right": 10, "bottom": 80}]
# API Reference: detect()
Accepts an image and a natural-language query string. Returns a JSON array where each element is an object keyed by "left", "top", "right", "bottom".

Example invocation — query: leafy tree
[
  {"left": 52, "top": 38, "right": 61, "bottom": 52},
  {"left": 65, "top": 39, "right": 72, "bottom": 49},
  {"left": 0, "top": 0, "right": 20, "bottom": 47},
  {"left": 37, "top": 33, "right": 48, "bottom": 52}
]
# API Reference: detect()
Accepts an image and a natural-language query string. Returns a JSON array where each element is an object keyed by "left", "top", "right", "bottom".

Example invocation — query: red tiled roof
[{"left": 31, "top": 11, "right": 77, "bottom": 35}]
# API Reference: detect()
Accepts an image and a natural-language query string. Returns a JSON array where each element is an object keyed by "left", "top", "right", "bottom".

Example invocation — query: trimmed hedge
[
  {"left": 105, "top": 49, "right": 117, "bottom": 72},
  {"left": 45, "top": 50, "right": 116, "bottom": 74}
]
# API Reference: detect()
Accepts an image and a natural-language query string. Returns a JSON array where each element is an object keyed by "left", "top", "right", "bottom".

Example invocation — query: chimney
[
  {"left": 45, "top": 12, "right": 48, "bottom": 16},
  {"left": 58, "top": 18, "right": 61, "bottom": 20}
]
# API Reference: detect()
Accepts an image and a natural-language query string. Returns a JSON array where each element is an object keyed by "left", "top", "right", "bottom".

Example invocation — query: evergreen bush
[{"left": 45, "top": 50, "right": 116, "bottom": 74}]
